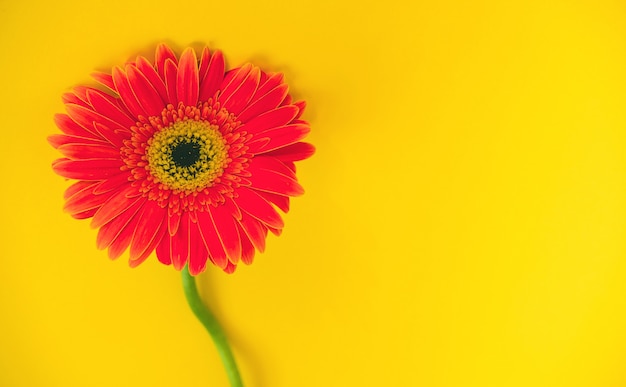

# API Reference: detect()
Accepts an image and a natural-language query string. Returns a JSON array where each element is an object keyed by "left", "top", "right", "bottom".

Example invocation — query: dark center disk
[{"left": 171, "top": 141, "right": 201, "bottom": 168}]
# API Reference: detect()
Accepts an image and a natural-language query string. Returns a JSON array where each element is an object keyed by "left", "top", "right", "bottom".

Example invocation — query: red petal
[
  {"left": 136, "top": 56, "right": 169, "bottom": 102},
  {"left": 198, "top": 47, "right": 211, "bottom": 84},
  {"left": 91, "top": 72, "right": 116, "bottom": 91},
  {"left": 280, "top": 94, "right": 293, "bottom": 106},
  {"left": 96, "top": 198, "right": 145, "bottom": 250},
  {"left": 129, "top": 200, "right": 167, "bottom": 260},
  {"left": 129, "top": 219, "right": 166, "bottom": 268},
  {"left": 239, "top": 229, "right": 256, "bottom": 265},
  {"left": 171, "top": 213, "right": 191, "bottom": 270},
  {"left": 64, "top": 182, "right": 105, "bottom": 215},
  {"left": 155, "top": 44, "right": 178, "bottom": 80},
  {"left": 52, "top": 158, "right": 123, "bottom": 180},
  {"left": 250, "top": 156, "right": 297, "bottom": 179},
  {"left": 54, "top": 114, "right": 100, "bottom": 139},
  {"left": 56, "top": 143, "right": 120, "bottom": 160},
  {"left": 247, "top": 123, "right": 311, "bottom": 154},
  {"left": 156, "top": 234, "right": 172, "bottom": 265},
  {"left": 237, "top": 83, "right": 289, "bottom": 123},
  {"left": 197, "top": 210, "right": 228, "bottom": 269},
  {"left": 126, "top": 64, "right": 165, "bottom": 117},
  {"left": 250, "top": 73, "right": 285, "bottom": 103},
  {"left": 219, "top": 65, "right": 260, "bottom": 115},
  {"left": 168, "top": 210, "right": 181, "bottom": 236},
  {"left": 246, "top": 163, "right": 304, "bottom": 197},
  {"left": 257, "top": 191, "right": 290, "bottom": 213},
  {"left": 263, "top": 142, "right": 316, "bottom": 162},
  {"left": 91, "top": 184, "right": 142, "bottom": 228},
  {"left": 293, "top": 100, "right": 307, "bottom": 119},
  {"left": 219, "top": 64, "right": 251, "bottom": 99},
  {"left": 85, "top": 89, "right": 135, "bottom": 128},
  {"left": 92, "top": 122, "right": 125, "bottom": 149},
  {"left": 209, "top": 203, "right": 242, "bottom": 264},
  {"left": 73, "top": 86, "right": 94, "bottom": 104},
  {"left": 112, "top": 67, "right": 147, "bottom": 118},
  {"left": 188, "top": 222, "right": 208, "bottom": 275},
  {"left": 108, "top": 209, "right": 141, "bottom": 259},
  {"left": 237, "top": 211, "right": 267, "bottom": 253},
  {"left": 176, "top": 48, "right": 199, "bottom": 106},
  {"left": 268, "top": 226, "right": 282, "bottom": 236},
  {"left": 234, "top": 187, "right": 284, "bottom": 229},
  {"left": 164, "top": 59, "right": 178, "bottom": 105},
  {"left": 92, "top": 173, "right": 131, "bottom": 195},
  {"left": 64, "top": 181, "right": 96, "bottom": 199},
  {"left": 198, "top": 50, "right": 224, "bottom": 102},
  {"left": 223, "top": 261, "right": 237, "bottom": 274},
  {"left": 65, "top": 104, "right": 128, "bottom": 139},
  {"left": 240, "top": 105, "right": 299, "bottom": 134},
  {"left": 63, "top": 92, "right": 89, "bottom": 108},
  {"left": 72, "top": 208, "right": 98, "bottom": 220},
  {"left": 48, "top": 134, "right": 109, "bottom": 149}
]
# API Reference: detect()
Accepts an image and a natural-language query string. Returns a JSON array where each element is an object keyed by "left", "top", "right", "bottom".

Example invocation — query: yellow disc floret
[{"left": 146, "top": 119, "right": 228, "bottom": 193}]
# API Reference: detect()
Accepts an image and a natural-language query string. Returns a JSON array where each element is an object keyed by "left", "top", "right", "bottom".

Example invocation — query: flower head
[{"left": 49, "top": 44, "right": 314, "bottom": 275}]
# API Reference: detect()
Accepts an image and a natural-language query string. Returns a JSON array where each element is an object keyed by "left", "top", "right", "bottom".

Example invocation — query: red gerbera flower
[{"left": 49, "top": 44, "right": 314, "bottom": 275}]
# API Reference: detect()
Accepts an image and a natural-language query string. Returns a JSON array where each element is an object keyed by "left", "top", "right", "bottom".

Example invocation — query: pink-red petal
[
  {"left": 209, "top": 203, "right": 242, "bottom": 263},
  {"left": 129, "top": 200, "right": 167, "bottom": 260},
  {"left": 188, "top": 222, "right": 209, "bottom": 275},
  {"left": 168, "top": 210, "right": 181, "bottom": 236},
  {"left": 223, "top": 261, "right": 237, "bottom": 274},
  {"left": 112, "top": 67, "right": 148, "bottom": 118},
  {"left": 236, "top": 211, "right": 268, "bottom": 253},
  {"left": 48, "top": 134, "right": 109, "bottom": 149},
  {"left": 96, "top": 197, "right": 145, "bottom": 250},
  {"left": 247, "top": 123, "right": 311, "bottom": 154},
  {"left": 93, "top": 173, "right": 131, "bottom": 195},
  {"left": 237, "top": 83, "right": 289, "bottom": 123},
  {"left": 246, "top": 163, "right": 304, "bottom": 197},
  {"left": 65, "top": 104, "right": 128, "bottom": 142},
  {"left": 56, "top": 143, "right": 120, "bottom": 160},
  {"left": 91, "top": 184, "right": 142, "bottom": 228},
  {"left": 164, "top": 59, "right": 178, "bottom": 105},
  {"left": 176, "top": 48, "right": 199, "bottom": 106},
  {"left": 197, "top": 210, "right": 228, "bottom": 269},
  {"left": 63, "top": 92, "right": 89, "bottom": 108},
  {"left": 234, "top": 187, "right": 284, "bottom": 229},
  {"left": 91, "top": 72, "right": 116, "bottom": 90},
  {"left": 52, "top": 158, "right": 123, "bottom": 181},
  {"left": 199, "top": 50, "right": 225, "bottom": 102},
  {"left": 239, "top": 229, "right": 256, "bottom": 265},
  {"left": 56, "top": 111, "right": 99, "bottom": 139},
  {"left": 135, "top": 56, "right": 169, "bottom": 102},
  {"left": 240, "top": 105, "right": 300, "bottom": 135},
  {"left": 107, "top": 210, "right": 141, "bottom": 259},
  {"left": 263, "top": 142, "right": 316, "bottom": 162},
  {"left": 126, "top": 64, "right": 166, "bottom": 117},
  {"left": 63, "top": 183, "right": 105, "bottom": 215},
  {"left": 155, "top": 44, "right": 178, "bottom": 80},
  {"left": 170, "top": 213, "right": 191, "bottom": 270},
  {"left": 219, "top": 64, "right": 251, "bottom": 98},
  {"left": 64, "top": 180, "right": 96, "bottom": 200},
  {"left": 257, "top": 191, "right": 290, "bottom": 213},
  {"left": 219, "top": 65, "right": 260, "bottom": 115},
  {"left": 156, "top": 234, "right": 172, "bottom": 265},
  {"left": 86, "top": 89, "right": 136, "bottom": 128}
]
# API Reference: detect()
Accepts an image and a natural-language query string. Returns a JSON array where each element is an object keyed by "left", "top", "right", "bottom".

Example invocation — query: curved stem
[{"left": 181, "top": 266, "right": 244, "bottom": 387}]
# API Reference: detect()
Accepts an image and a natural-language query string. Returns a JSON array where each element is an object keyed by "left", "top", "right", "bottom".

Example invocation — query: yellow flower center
[{"left": 146, "top": 119, "right": 228, "bottom": 192}]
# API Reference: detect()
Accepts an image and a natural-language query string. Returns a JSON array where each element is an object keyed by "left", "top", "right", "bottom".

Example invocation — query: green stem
[{"left": 181, "top": 266, "right": 244, "bottom": 387}]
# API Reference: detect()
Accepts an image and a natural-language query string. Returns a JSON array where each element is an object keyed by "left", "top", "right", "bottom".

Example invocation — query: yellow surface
[{"left": 2, "top": 0, "right": 626, "bottom": 386}]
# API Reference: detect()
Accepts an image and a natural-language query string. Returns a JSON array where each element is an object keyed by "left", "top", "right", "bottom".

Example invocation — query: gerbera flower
[{"left": 49, "top": 44, "right": 314, "bottom": 275}]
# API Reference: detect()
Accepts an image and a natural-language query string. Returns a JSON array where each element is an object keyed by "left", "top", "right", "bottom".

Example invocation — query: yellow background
[{"left": 2, "top": 0, "right": 626, "bottom": 386}]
